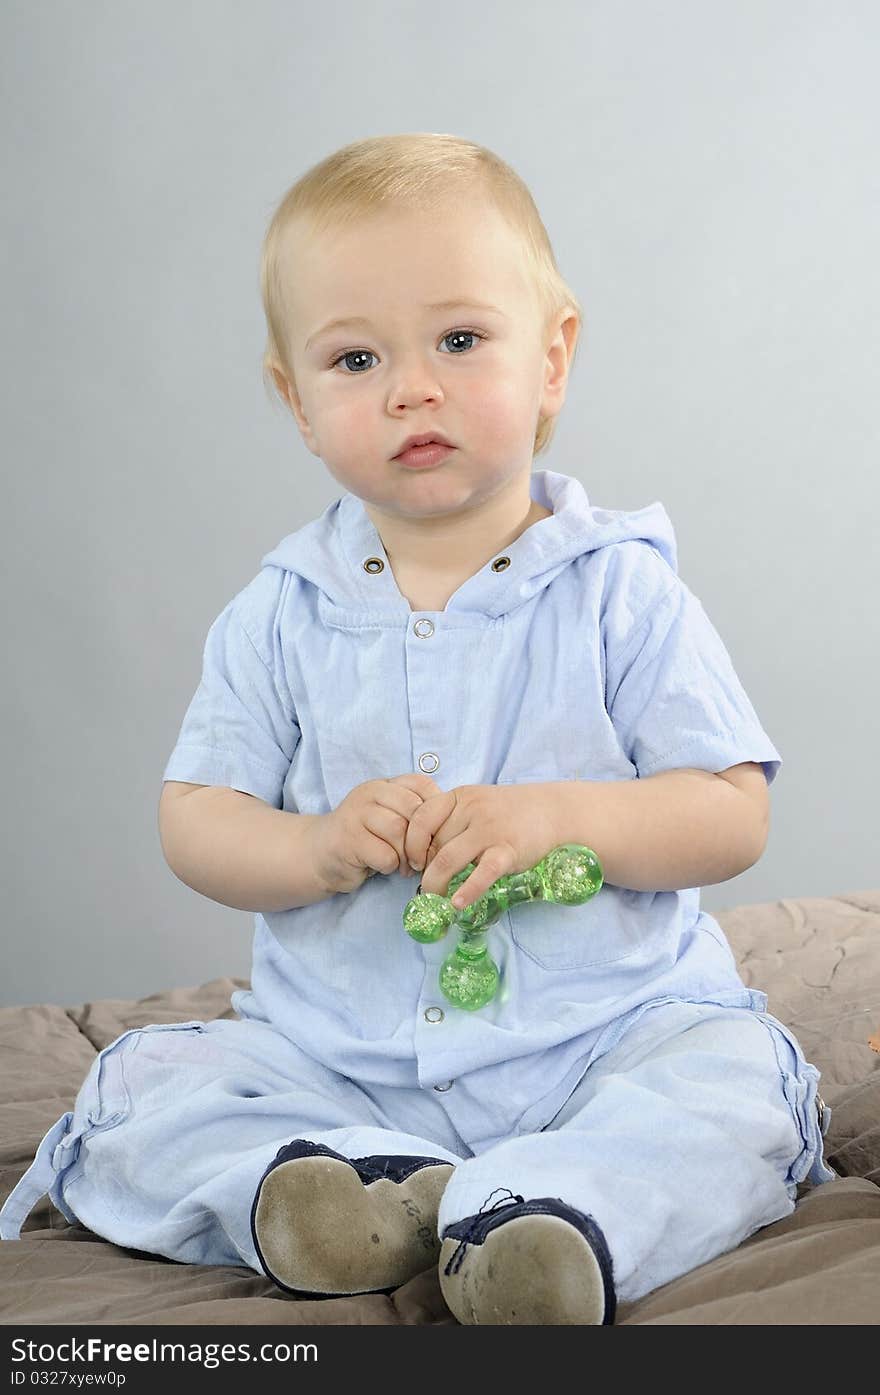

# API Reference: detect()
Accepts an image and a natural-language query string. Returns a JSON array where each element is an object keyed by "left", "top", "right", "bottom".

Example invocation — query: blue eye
[
  {"left": 438, "top": 329, "right": 484, "bottom": 355},
  {"left": 329, "top": 328, "right": 486, "bottom": 373},
  {"left": 331, "top": 349, "right": 376, "bottom": 374}
]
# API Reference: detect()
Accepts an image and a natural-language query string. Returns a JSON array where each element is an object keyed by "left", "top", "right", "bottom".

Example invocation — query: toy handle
[{"left": 404, "top": 843, "right": 602, "bottom": 945}]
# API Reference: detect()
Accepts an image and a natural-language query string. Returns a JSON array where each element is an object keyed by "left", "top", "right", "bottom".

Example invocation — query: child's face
[{"left": 275, "top": 202, "right": 570, "bottom": 526}]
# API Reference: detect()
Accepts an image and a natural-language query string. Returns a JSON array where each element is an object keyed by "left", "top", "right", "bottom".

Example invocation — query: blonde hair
[{"left": 259, "top": 133, "right": 582, "bottom": 458}]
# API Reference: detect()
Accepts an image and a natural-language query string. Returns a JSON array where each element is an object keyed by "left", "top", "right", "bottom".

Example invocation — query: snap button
[
  {"left": 413, "top": 618, "right": 435, "bottom": 638},
  {"left": 433, "top": 1081, "right": 454, "bottom": 1092},
  {"left": 418, "top": 753, "right": 440, "bottom": 774},
  {"left": 491, "top": 556, "right": 511, "bottom": 572},
  {"left": 363, "top": 557, "right": 385, "bottom": 574},
  {"left": 424, "top": 1006, "right": 445, "bottom": 1023}
]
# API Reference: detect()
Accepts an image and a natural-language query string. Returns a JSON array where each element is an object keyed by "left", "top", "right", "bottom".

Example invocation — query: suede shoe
[
  {"left": 251, "top": 1138, "right": 454, "bottom": 1296},
  {"left": 438, "top": 1189, "right": 616, "bottom": 1324}
]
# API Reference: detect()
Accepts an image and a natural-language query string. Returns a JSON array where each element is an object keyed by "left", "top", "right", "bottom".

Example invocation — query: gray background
[{"left": 2, "top": 2, "right": 877, "bottom": 1007}]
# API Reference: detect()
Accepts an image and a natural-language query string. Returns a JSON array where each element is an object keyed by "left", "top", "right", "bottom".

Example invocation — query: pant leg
[
  {"left": 1, "top": 1015, "right": 469, "bottom": 1271},
  {"left": 437, "top": 1000, "right": 834, "bottom": 1304}
]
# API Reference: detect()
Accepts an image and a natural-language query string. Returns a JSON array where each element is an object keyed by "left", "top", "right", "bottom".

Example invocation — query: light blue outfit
[{"left": 1, "top": 469, "right": 834, "bottom": 1304}]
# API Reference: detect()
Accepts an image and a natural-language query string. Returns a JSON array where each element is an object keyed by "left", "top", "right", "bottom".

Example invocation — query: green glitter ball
[
  {"left": 403, "top": 892, "right": 456, "bottom": 943},
  {"left": 439, "top": 943, "right": 499, "bottom": 1012}
]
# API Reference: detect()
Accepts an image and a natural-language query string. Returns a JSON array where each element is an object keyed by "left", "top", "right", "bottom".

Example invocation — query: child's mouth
[{"left": 396, "top": 443, "right": 456, "bottom": 468}]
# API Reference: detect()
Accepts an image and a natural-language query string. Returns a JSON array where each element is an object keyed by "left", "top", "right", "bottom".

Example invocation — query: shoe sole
[
  {"left": 254, "top": 1155, "right": 453, "bottom": 1295},
  {"left": 439, "top": 1212, "right": 607, "bottom": 1324}
]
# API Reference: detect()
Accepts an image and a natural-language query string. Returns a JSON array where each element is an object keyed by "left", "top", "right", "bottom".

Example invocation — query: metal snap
[
  {"left": 418, "top": 753, "right": 440, "bottom": 774},
  {"left": 424, "top": 1006, "right": 445, "bottom": 1023}
]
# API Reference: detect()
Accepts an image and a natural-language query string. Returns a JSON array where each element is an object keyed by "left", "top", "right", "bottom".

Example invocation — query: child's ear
[
  {"left": 270, "top": 365, "right": 320, "bottom": 456},
  {"left": 540, "top": 308, "right": 580, "bottom": 420}
]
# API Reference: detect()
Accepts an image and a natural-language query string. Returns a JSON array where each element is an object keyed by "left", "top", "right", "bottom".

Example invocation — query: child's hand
[
  {"left": 312, "top": 773, "right": 445, "bottom": 895},
  {"left": 405, "top": 783, "right": 561, "bottom": 910}
]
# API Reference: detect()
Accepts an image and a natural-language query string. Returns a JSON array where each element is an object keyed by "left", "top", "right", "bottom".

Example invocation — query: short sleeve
[
  {"left": 162, "top": 579, "right": 300, "bottom": 808},
  {"left": 605, "top": 567, "right": 782, "bottom": 787}
]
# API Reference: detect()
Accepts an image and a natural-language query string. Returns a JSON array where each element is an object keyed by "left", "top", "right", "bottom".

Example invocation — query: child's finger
[
  {"left": 449, "top": 848, "right": 510, "bottom": 909},
  {"left": 449, "top": 878, "right": 474, "bottom": 909},
  {"left": 405, "top": 791, "right": 456, "bottom": 871}
]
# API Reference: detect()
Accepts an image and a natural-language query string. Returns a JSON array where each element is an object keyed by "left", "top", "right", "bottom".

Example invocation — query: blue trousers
[{"left": 0, "top": 999, "right": 833, "bottom": 1304}]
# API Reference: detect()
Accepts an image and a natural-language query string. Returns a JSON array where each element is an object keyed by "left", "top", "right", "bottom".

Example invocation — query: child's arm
[
  {"left": 549, "top": 764, "right": 769, "bottom": 892},
  {"left": 159, "top": 782, "right": 333, "bottom": 912}
]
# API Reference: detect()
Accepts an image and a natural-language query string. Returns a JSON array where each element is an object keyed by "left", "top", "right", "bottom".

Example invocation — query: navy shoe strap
[
  {"left": 264, "top": 1139, "right": 449, "bottom": 1183},
  {"left": 443, "top": 1188, "right": 526, "bottom": 1276},
  {"left": 350, "top": 1153, "right": 451, "bottom": 1183}
]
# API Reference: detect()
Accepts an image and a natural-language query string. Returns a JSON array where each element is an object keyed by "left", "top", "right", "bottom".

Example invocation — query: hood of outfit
[
  {"left": 260, "top": 467, "right": 679, "bottom": 610},
  {"left": 163, "top": 469, "right": 782, "bottom": 1152}
]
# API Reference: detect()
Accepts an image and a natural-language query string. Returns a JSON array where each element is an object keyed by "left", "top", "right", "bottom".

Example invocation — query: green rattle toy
[{"left": 403, "top": 844, "right": 603, "bottom": 1011}]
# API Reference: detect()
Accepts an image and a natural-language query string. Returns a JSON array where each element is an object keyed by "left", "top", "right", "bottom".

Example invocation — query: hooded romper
[{"left": 0, "top": 469, "right": 834, "bottom": 1304}]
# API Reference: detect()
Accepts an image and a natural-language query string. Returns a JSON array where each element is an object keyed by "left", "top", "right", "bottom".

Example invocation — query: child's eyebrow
[{"left": 305, "top": 300, "right": 506, "bottom": 350}]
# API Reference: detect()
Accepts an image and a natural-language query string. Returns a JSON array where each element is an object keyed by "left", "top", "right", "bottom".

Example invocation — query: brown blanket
[{"left": 2, "top": 890, "right": 879, "bottom": 1325}]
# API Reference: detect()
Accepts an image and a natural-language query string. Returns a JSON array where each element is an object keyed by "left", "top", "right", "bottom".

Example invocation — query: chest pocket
[{"left": 496, "top": 773, "right": 646, "bottom": 971}]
